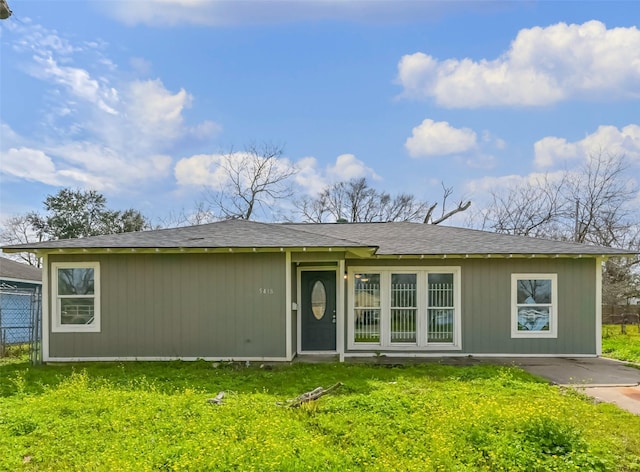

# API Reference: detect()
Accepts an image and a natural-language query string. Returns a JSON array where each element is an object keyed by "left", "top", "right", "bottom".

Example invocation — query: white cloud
[
  {"left": 1, "top": 148, "right": 62, "bottom": 186},
  {"left": 0, "top": 123, "right": 24, "bottom": 149},
  {"left": 175, "top": 152, "right": 380, "bottom": 197},
  {"left": 326, "top": 154, "right": 380, "bottom": 181},
  {"left": 124, "top": 79, "right": 191, "bottom": 143},
  {"left": 174, "top": 153, "right": 229, "bottom": 188},
  {"left": 175, "top": 151, "right": 297, "bottom": 191},
  {"left": 534, "top": 124, "right": 640, "bottom": 168},
  {"left": 294, "top": 157, "right": 327, "bottom": 196},
  {"left": 3, "top": 21, "right": 218, "bottom": 194},
  {"left": 397, "top": 21, "right": 640, "bottom": 108},
  {"left": 31, "top": 55, "right": 118, "bottom": 114},
  {"left": 405, "top": 119, "right": 477, "bottom": 158},
  {"left": 464, "top": 171, "right": 569, "bottom": 213}
]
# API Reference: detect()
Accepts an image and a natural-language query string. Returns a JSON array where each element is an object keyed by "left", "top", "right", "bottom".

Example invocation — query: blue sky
[{"left": 1, "top": 1, "right": 639, "bottom": 225}]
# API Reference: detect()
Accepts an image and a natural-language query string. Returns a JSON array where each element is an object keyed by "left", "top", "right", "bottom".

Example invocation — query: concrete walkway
[{"left": 488, "top": 357, "right": 640, "bottom": 415}]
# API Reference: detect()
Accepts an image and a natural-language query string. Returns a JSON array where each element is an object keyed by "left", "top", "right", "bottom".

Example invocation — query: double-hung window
[
  {"left": 350, "top": 267, "right": 460, "bottom": 349},
  {"left": 51, "top": 262, "right": 100, "bottom": 333},
  {"left": 511, "top": 273, "right": 557, "bottom": 338}
]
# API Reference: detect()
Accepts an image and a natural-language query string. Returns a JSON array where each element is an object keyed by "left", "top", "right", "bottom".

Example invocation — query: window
[
  {"left": 511, "top": 274, "right": 557, "bottom": 338},
  {"left": 354, "top": 273, "right": 381, "bottom": 343},
  {"left": 349, "top": 267, "right": 461, "bottom": 349},
  {"left": 427, "top": 273, "right": 454, "bottom": 343},
  {"left": 52, "top": 262, "right": 100, "bottom": 333},
  {"left": 391, "top": 273, "right": 417, "bottom": 343}
]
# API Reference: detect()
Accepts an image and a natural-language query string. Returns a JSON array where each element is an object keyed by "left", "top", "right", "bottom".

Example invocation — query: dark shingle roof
[
  {"left": 0, "top": 256, "right": 42, "bottom": 282},
  {"left": 1, "top": 219, "right": 634, "bottom": 256},
  {"left": 280, "top": 222, "right": 632, "bottom": 255},
  {"left": 1, "top": 219, "right": 366, "bottom": 251}
]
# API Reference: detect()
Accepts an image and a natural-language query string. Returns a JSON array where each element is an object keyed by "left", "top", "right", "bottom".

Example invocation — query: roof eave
[
  {"left": 370, "top": 252, "right": 629, "bottom": 259},
  {"left": 5, "top": 246, "right": 377, "bottom": 256}
]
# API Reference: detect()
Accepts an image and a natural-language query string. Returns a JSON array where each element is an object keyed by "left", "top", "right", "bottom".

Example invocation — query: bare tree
[
  {"left": 297, "top": 178, "right": 470, "bottom": 224},
  {"left": 0, "top": 214, "right": 43, "bottom": 267},
  {"left": 482, "top": 173, "right": 567, "bottom": 238},
  {"left": 200, "top": 143, "right": 297, "bottom": 221},
  {"left": 483, "top": 151, "right": 637, "bottom": 244},
  {"left": 153, "top": 201, "right": 216, "bottom": 229},
  {"left": 480, "top": 151, "right": 639, "bottom": 305},
  {"left": 566, "top": 151, "right": 637, "bottom": 246}
]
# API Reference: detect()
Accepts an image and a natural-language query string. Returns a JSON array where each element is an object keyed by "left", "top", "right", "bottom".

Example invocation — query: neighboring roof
[
  {"left": 0, "top": 256, "right": 42, "bottom": 283},
  {"left": 1, "top": 219, "right": 634, "bottom": 257}
]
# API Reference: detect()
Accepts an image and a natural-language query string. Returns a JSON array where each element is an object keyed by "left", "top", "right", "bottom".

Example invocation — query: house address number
[{"left": 258, "top": 288, "right": 274, "bottom": 295}]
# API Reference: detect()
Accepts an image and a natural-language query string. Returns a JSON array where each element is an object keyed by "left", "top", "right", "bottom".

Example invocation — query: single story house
[
  {"left": 0, "top": 256, "right": 42, "bottom": 345},
  {"left": 1, "top": 220, "right": 633, "bottom": 362}
]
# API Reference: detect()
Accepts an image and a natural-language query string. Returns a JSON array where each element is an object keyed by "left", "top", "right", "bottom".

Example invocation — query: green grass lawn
[
  {"left": 602, "top": 324, "right": 640, "bottom": 363},
  {"left": 1, "top": 361, "right": 639, "bottom": 471}
]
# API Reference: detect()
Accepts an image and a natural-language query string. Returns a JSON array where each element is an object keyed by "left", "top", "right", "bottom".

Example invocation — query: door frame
[{"left": 297, "top": 263, "right": 345, "bottom": 358}]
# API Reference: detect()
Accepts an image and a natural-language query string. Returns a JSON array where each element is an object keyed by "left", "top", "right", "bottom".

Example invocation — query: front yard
[{"left": 1, "top": 360, "right": 639, "bottom": 471}]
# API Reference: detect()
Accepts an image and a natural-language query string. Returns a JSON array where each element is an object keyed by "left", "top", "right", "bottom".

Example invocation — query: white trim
[
  {"left": 297, "top": 350, "right": 338, "bottom": 356},
  {"left": 511, "top": 273, "right": 558, "bottom": 338},
  {"left": 343, "top": 352, "right": 598, "bottom": 358},
  {"left": 338, "top": 259, "right": 345, "bottom": 362},
  {"left": 285, "top": 251, "right": 292, "bottom": 360},
  {"left": 44, "top": 353, "right": 599, "bottom": 362},
  {"left": 347, "top": 266, "right": 462, "bottom": 351},
  {"left": 42, "top": 254, "right": 50, "bottom": 362},
  {"left": 296, "top": 265, "right": 340, "bottom": 354},
  {"left": 45, "top": 356, "right": 291, "bottom": 362},
  {"left": 51, "top": 261, "right": 101, "bottom": 333},
  {"left": 595, "top": 257, "right": 603, "bottom": 356}
]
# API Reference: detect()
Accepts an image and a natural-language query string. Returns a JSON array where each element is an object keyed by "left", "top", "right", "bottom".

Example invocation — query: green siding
[
  {"left": 344, "top": 257, "right": 597, "bottom": 355},
  {"left": 46, "top": 252, "right": 598, "bottom": 359},
  {"left": 48, "top": 253, "right": 287, "bottom": 359}
]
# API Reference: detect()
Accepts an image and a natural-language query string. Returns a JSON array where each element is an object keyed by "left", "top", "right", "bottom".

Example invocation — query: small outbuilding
[
  {"left": 2, "top": 220, "right": 633, "bottom": 362},
  {"left": 0, "top": 256, "right": 42, "bottom": 345}
]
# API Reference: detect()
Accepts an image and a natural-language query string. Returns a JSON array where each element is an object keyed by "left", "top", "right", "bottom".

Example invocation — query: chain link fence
[{"left": 0, "top": 283, "right": 42, "bottom": 363}]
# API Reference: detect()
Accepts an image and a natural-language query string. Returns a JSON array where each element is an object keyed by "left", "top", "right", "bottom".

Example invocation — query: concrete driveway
[{"left": 490, "top": 357, "right": 640, "bottom": 415}]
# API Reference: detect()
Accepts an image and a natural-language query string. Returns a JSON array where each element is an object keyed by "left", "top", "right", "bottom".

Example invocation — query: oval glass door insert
[{"left": 311, "top": 280, "right": 327, "bottom": 320}]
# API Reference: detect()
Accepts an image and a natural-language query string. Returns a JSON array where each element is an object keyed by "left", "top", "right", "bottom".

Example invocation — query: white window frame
[
  {"left": 511, "top": 273, "right": 557, "bottom": 339},
  {"left": 51, "top": 262, "right": 101, "bottom": 333},
  {"left": 348, "top": 266, "right": 461, "bottom": 351}
]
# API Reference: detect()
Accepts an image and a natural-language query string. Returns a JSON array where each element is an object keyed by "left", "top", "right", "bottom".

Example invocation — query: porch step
[{"left": 293, "top": 354, "right": 339, "bottom": 363}]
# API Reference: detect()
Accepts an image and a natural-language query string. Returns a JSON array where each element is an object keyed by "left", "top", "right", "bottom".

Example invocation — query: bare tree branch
[
  {"left": 480, "top": 151, "right": 639, "bottom": 304},
  {"left": 200, "top": 143, "right": 297, "bottom": 221},
  {"left": 0, "top": 215, "right": 42, "bottom": 267},
  {"left": 297, "top": 178, "right": 470, "bottom": 224}
]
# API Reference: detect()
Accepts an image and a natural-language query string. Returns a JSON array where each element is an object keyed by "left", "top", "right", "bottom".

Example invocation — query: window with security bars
[
  {"left": 350, "top": 268, "right": 460, "bottom": 348},
  {"left": 353, "top": 273, "right": 380, "bottom": 343},
  {"left": 427, "top": 273, "right": 454, "bottom": 343},
  {"left": 391, "top": 274, "right": 417, "bottom": 343}
]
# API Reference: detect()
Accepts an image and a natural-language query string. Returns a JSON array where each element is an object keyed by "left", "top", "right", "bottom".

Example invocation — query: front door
[{"left": 301, "top": 271, "right": 336, "bottom": 351}]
